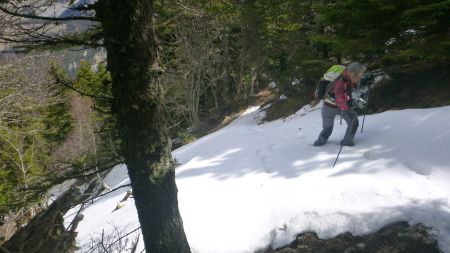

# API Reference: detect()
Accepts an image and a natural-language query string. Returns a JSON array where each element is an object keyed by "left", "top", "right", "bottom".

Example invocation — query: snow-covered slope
[{"left": 65, "top": 103, "right": 450, "bottom": 253}]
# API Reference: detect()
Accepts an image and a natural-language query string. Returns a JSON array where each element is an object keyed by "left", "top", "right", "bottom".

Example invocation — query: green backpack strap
[{"left": 325, "top": 76, "right": 343, "bottom": 99}]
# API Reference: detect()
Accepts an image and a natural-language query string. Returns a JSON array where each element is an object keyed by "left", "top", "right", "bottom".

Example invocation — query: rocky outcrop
[{"left": 262, "top": 222, "right": 441, "bottom": 253}]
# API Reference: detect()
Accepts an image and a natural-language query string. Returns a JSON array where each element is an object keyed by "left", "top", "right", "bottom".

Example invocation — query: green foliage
[
  {"left": 183, "top": 0, "right": 450, "bottom": 121},
  {"left": 43, "top": 64, "right": 73, "bottom": 144},
  {"left": 0, "top": 60, "right": 116, "bottom": 214},
  {"left": 0, "top": 0, "right": 446, "bottom": 221},
  {"left": 71, "top": 61, "right": 120, "bottom": 166},
  {"left": 75, "top": 61, "right": 110, "bottom": 96},
  {"left": 369, "top": 62, "right": 450, "bottom": 112},
  {"left": 235, "top": 0, "right": 329, "bottom": 97},
  {"left": 74, "top": 61, "right": 113, "bottom": 122},
  {"left": 176, "top": 131, "right": 197, "bottom": 146},
  {"left": 0, "top": 64, "right": 73, "bottom": 212},
  {"left": 313, "top": 0, "right": 450, "bottom": 64}
]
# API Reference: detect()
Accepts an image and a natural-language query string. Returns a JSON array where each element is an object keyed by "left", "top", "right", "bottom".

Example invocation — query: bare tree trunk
[
  {"left": 219, "top": 34, "right": 233, "bottom": 106},
  {"left": 3, "top": 183, "right": 90, "bottom": 253},
  {"left": 96, "top": 1, "right": 191, "bottom": 252}
]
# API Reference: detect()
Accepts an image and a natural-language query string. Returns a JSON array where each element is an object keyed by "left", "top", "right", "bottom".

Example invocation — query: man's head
[{"left": 347, "top": 62, "right": 366, "bottom": 83}]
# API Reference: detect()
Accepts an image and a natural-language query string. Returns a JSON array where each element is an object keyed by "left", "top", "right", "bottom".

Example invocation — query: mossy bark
[{"left": 96, "top": 1, "right": 190, "bottom": 252}]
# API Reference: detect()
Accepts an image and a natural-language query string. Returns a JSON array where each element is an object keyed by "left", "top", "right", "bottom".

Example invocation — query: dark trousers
[{"left": 318, "top": 104, "right": 359, "bottom": 141}]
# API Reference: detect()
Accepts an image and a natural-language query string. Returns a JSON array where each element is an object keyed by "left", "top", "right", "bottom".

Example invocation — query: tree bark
[{"left": 96, "top": 1, "right": 191, "bottom": 252}]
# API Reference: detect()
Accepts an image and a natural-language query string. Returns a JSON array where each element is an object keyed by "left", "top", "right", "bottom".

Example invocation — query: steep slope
[{"left": 65, "top": 103, "right": 450, "bottom": 253}]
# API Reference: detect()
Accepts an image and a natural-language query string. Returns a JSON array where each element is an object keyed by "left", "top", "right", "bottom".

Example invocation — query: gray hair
[{"left": 347, "top": 62, "right": 366, "bottom": 75}]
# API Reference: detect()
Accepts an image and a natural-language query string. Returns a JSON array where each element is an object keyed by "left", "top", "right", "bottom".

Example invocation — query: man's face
[{"left": 349, "top": 72, "right": 363, "bottom": 83}]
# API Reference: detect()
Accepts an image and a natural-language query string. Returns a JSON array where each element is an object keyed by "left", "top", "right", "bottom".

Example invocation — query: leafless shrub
[{"left": 82, "top": 225, "right": 142, "bottom": 253}]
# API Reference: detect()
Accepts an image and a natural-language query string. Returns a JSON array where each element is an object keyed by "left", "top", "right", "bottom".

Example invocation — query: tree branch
[
  {"left": 55, "top": 159, "right": 123, "bottom": 182},
  {"left": 0, "top": 245, "right": 13, "bottom": 253},
  {"left": 60, "top": 81, "right": 113, "bottom": 101},
  {"left": 79, "top": 184, "right": 131, "bottom": 207},
  {"left": 49, "top": 67, "right": 113, "bottom": 101},
  {"left": 0, "top": 5, "right": 97, "bottom": 22},
  {"left": 70, "top": 3, "right": 97, "bottom": 12},
  {"left": 103, "top": 227, "right": 141, "bottom": 253},
  {"left": 0, "top": 36, "right": 103, "bottom": 52}
]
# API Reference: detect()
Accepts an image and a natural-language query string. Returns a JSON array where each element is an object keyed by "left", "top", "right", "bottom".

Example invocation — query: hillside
[{"left": 64, "top": 103, "right": 450, "bottom": 253}]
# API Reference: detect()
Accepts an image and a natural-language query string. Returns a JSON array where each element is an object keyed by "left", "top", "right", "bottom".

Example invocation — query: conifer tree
[
  {"left": 1, "top": 1, "right": 192, "bottom": 252},
  {"left": 311, "top": 0, "right": 450, "bottom": 64}
]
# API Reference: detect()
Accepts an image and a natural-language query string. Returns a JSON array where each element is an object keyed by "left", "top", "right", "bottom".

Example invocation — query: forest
[{"left": 0, "top": 0, "right": 449, "bottom": 252}]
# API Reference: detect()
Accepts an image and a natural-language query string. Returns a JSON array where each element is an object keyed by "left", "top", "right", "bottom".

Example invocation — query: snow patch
[{"left": 66, "top": 104, "right": 450, "bottom": 253}]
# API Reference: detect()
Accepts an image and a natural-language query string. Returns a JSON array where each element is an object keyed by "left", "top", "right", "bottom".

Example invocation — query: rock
[{"left": 262, "top": 222, "right": 441, "bottom": 253}]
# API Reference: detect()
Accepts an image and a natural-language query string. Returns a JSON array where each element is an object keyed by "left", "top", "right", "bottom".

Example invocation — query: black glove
[{"left": 360, "top": 74, "right": 374, "bottom": 87}]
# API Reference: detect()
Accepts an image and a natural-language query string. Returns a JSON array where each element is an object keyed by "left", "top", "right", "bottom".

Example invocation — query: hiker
[{"left": 314, "top": 62, "right": 366, "bottom": 147}]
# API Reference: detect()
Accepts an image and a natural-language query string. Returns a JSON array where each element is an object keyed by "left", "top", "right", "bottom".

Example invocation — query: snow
[
  {"left": 65, "top": 103, "right": 450, "bottom": 253},
  {"left": 41, "top": 0, "right": 94, "bottom": 18}
]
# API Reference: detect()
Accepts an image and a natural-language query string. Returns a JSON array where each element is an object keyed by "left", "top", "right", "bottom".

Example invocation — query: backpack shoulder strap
[{"left": 325, "top": 76, "right": 343, "bottom": 95}]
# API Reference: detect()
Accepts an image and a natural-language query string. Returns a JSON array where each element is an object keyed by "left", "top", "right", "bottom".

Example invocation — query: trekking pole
[
  {"left": 333, "top": 116, "right": 355, "bottom": 168},
  {"left": 333, "top": 142, "right": 344, "bottom": 168},
  {"left": 360, "top": 83, "right": 371, "bottom": 133}
]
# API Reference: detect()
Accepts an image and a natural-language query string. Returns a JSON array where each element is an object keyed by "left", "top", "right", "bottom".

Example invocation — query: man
[{"left": 314, "top": 62, "right": 366, "bottom": 147}]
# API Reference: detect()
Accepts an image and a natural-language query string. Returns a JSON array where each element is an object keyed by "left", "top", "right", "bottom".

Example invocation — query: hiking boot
[
  {"left": 314, "top": 136, "right": 327, "bottom": 146},
  {"left": 340, "top": 139, "right": 355, "bottom": 146},
  {"left": 340, "top": 133, "right": 355, "bottom": 146}
]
